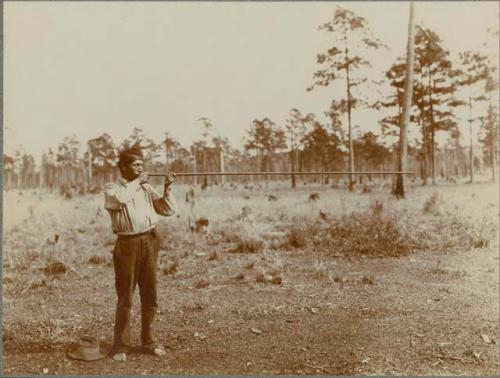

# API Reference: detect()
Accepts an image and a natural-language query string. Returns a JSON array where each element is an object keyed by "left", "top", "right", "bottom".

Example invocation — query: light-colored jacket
[{"left": 104, "top": 178, "right": 175, "bottom": 235}]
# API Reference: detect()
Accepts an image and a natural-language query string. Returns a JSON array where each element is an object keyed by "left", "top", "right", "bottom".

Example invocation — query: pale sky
[{"left": 4, "top": 1, "right": 499, "bottom": 163}]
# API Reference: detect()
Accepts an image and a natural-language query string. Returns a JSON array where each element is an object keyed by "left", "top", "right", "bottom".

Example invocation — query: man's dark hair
[{"left": 118, "top": 145, "right": 144, "bottom": 171}]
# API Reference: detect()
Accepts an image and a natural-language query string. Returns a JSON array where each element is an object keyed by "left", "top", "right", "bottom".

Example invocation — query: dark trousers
[{"left": 112, "top": 229, "right": 160, "bottom": 353}]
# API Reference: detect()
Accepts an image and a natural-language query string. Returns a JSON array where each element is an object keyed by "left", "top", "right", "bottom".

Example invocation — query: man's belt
[{"left": 116, "top": 226, "right": 156, "bottom": 237}]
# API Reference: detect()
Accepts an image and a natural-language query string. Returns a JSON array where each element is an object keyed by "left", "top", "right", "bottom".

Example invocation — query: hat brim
[{"left": 67, "top": 346, "right": 107, "bottom": 361}]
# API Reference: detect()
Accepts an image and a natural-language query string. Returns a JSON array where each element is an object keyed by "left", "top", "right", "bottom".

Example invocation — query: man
[{"left": 104, "top": 146, "right": 176, "bottom": 362}]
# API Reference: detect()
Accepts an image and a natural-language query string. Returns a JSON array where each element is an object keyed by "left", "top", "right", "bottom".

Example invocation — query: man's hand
[
  {"left": 164, "top": 171, "right": 176, "bottom": 192},
  {"left": 138, "top": 171, "right": 150, "bottom": 184}
]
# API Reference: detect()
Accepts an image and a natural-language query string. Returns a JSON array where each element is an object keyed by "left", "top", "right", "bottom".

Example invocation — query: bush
[
  {"left": 162, "top": 261, "right": 178, "bottom": 275},
  {"left": 416, "top": 215, "right": 497, "bottom": 252},
  {"left": 326, "top": 211, "right": 417, "bottom": 257},
  {"left": 87, "top": 255, "right": 107, "bottom": 265},
  {"left": 423, "top": 192, "right": 441, "bottom": 215},
  {"left": 281, "top": 219, "right": 321, "bottom": 249},
  {"left": 43, "top": 261, "right": 68, "bottom": 276},
  {"left": 215, "top": 222, "right": 265, "bottom": 253},
  {"left": 230, "top": 234, "right": 264, "bottom": 253}
]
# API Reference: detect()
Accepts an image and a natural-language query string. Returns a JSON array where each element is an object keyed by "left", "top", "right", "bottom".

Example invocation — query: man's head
[{"left": 118, "top": 146, "right": 144, "bottom": 181}]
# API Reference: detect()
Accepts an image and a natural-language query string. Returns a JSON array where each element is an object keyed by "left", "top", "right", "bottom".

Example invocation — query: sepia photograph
[{"left": 2, "top": 1, "right": 499, "bottom": 375}]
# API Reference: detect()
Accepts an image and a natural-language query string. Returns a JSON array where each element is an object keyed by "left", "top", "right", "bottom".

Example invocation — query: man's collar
[
  {"left": 118, "top": 177, "right": 146, "bottom": 187},
  {"left": 118, "top": 178, "right": 130, "bottom": 186}
]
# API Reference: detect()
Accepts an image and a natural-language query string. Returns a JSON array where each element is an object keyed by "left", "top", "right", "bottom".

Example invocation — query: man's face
[{"left": 121, "top": 159, "right": 144, "bottom": 181}]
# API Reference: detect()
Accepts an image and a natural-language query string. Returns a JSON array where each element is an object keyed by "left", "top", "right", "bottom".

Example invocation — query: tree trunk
[
  {"left": 219, "top": 148, "right": 225, "bottom": 187},
  {"left": 394, "top": 1, "right": 416, "bottom": 198},
  {"left": 490, "top": 105, "right": 497, "bottom": 182},
  {"left": 39, "top": 162, "right": 44, "bottom": 192},
  {"left": 265, "top": 152, "right": 270, "bottom": 187},
  {"left": 290, "top": 132, "right": 296, "bottom": 189},
  {"left": 164, "top": 133, "right": 170, "bottom": 171},
  {"left": 203, "top": 148, "right": 208, "bottom": 187},
  {"left": 420, "top": 112, "right": 428, "bottom": 185},
  {"left": 431, "top": 128, "right": 436, "bottom": 184},
  {"left": 192, "top": 147, "right": 198, "bottom": 186},
  {"left": 427, "top": 69, "right": 436, "bottom": 185},
  {"left": 468, "top": 97, "right": 474, "bottom": 183},
  {"left": 344, "top": 30, "right": 355, "bottom": 191}
]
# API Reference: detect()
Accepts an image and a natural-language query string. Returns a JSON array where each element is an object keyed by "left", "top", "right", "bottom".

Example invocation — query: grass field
[{"left": 2, "top": 179, "right": 499, "bottom": 375}]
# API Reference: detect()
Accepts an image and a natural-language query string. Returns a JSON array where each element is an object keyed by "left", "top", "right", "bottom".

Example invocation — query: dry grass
[
  {"left": 423, "top": 191, "right": 442, "bottom": 215},
  {"left": 2, "top": 181, "right": 499, "bottom": 375},
  {"left": 216, "top": 222, "right": 265, "bottom": 253},
  {"left": 2, "top": 182, "right": 498, "bottom": 278},
  {"left": 87, "top": 255, "right": 107, "bottom": 265},
  {"left": 313, "top": 260, "right": 335, "bottom": 280},
  {"left": 162, "top": 261, "right": 178, "bottom": 275},
  {"left": 194, "top": 278, "right": 210, "bottom": 289},
  {"left": 43, "top": 261, "right": 68, "bottom": 276}
]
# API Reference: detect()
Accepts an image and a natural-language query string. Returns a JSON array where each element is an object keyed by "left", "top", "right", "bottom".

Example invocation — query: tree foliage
[{"left": 244, "top": 118, "right": 286, "bottom": 172}]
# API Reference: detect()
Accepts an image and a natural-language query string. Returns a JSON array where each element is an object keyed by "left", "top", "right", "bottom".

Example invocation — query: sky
[{"left": 4, "top": 1, "right": 499, "bottom": 163}]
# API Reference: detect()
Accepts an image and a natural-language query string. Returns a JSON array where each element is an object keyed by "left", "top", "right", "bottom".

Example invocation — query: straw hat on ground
[{"left": 67, "top": 337, "right": 107, "bottom": 361}]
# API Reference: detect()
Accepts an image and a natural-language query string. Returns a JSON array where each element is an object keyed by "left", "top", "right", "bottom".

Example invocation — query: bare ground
[{"left": 2, "top": 182, "right": 499, "bottom": 376}]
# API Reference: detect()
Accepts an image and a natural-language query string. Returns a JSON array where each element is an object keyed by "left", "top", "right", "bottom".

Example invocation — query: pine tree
[{"left": 308, "top": 6, "right": 386, "bottom": 191}]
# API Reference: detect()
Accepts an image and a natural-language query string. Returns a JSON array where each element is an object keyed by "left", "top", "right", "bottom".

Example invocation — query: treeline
[
  {"left": 3, "top": 7, "right": 499, "bottom": 192},
  {"left": 2, "top": 123, "right": 489, "bottom": 193}
]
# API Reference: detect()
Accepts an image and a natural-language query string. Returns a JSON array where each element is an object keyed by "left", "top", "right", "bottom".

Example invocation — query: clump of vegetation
[
  {"left": 162, "top": 261, "right": 178, "bottom": 275},
  {"left": 43, "top": 261, "right": 68, "bottom": 276},
  {"left": 313, "top": 260, "right": 334, "bottom": 280},
  {"left": 276, "top": 206, "right": 496, "bottom": 258},
  {"left": 194, "top": 278, "right": 210, "bottom": 289},
  {"left": 282, "top": 220, "right": 317, "bottom": 249},
  {"left": 423, "top": 192, "right": 442, "bottom": 215},
  {"left": 255, "top": 272, "right": 267, "bottom": 284},
  {"left": 231, "top": 234, "right": 264, "bottom": 253},
  {"left": 87, "top": 255, "right": 106, "bottom": 265},
  {"left": 326, "top": 211, "right": 416, "bottom": 257},
  {"left": 360, "top": 275, "right": 375, "bottom": 285},
  {"left": 308, "top": 192, "right": 320, "bottom": 202},
  {"left": 29, "top": 278, "right": 48, "bottom": 290},
  {"left": 3, "top": 276, "right": 14, "bottom": 285},
  {"left": 217, "top": 222, "right": 265, "bottom": 253},
  {"left": 333, "top": 275, "right": 346, "bottom": 283},
  {"left": 270, "top": 274, "right": 283, "bottom": 285},
  {"left": 370, "top": 200, "right": 383, "bottom": 216},
  {"left": 418, "top": 215, "right": 497, "bottom": 252}
]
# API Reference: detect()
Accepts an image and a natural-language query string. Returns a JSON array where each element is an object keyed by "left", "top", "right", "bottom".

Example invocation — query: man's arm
[
  {"left": 144, "top": 183, "right": 176, "bottom": 216},
  {"left": 103, "top": 180, "right": 141, "bottom": 209}
]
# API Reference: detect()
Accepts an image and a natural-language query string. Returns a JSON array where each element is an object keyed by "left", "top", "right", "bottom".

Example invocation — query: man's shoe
[
  {"left": 153, "top": 346, "right": 167, "bottom": 357},
  {"left": 113, "top": 352, "right": 127, "bottom": 362},
  {"left": 143, "top": 344, "right": 166, "bottom": 357}
]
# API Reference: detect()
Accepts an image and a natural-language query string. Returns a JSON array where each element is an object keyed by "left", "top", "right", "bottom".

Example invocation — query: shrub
[
  {"left": 281, "top": 220, "right": 320, "bottom": 249},
  {"left": 163, "top": 261, "right": 178, "bottom": 275},
  {"left": 313, "top": 260, "right": 333, "bottom": 279},
  {"left": 271, "top": 274, "right": 283, "bottom": 285},
  {"left": 194, "top": 278, "right": 209, "bottom": 289},
  {"left": 417, "top": 215, "right": 497, "bottom": 252},
  {"left": 360, "top": 275, "right": 375, "bottom": 285},
  {"left": 217, "top": 222, "right": 265, "bottom": 253},
  {"left": 423, "top": 192, "right": 441, "bottom": 215},
  {"left": 255, "top": 272, "right": 267, "bottom": 283},
  {"left": 325, "top": 212, "right": 416, "bottom": 257},
  {"left": 43, "top": 261, "right": 68, "bottom": 276},
  {"left": 230, "top": 234, "right": 264, "bottom": 253},
  {"left": 88, "top": 255, "right": 106, "bottom": 265}
]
